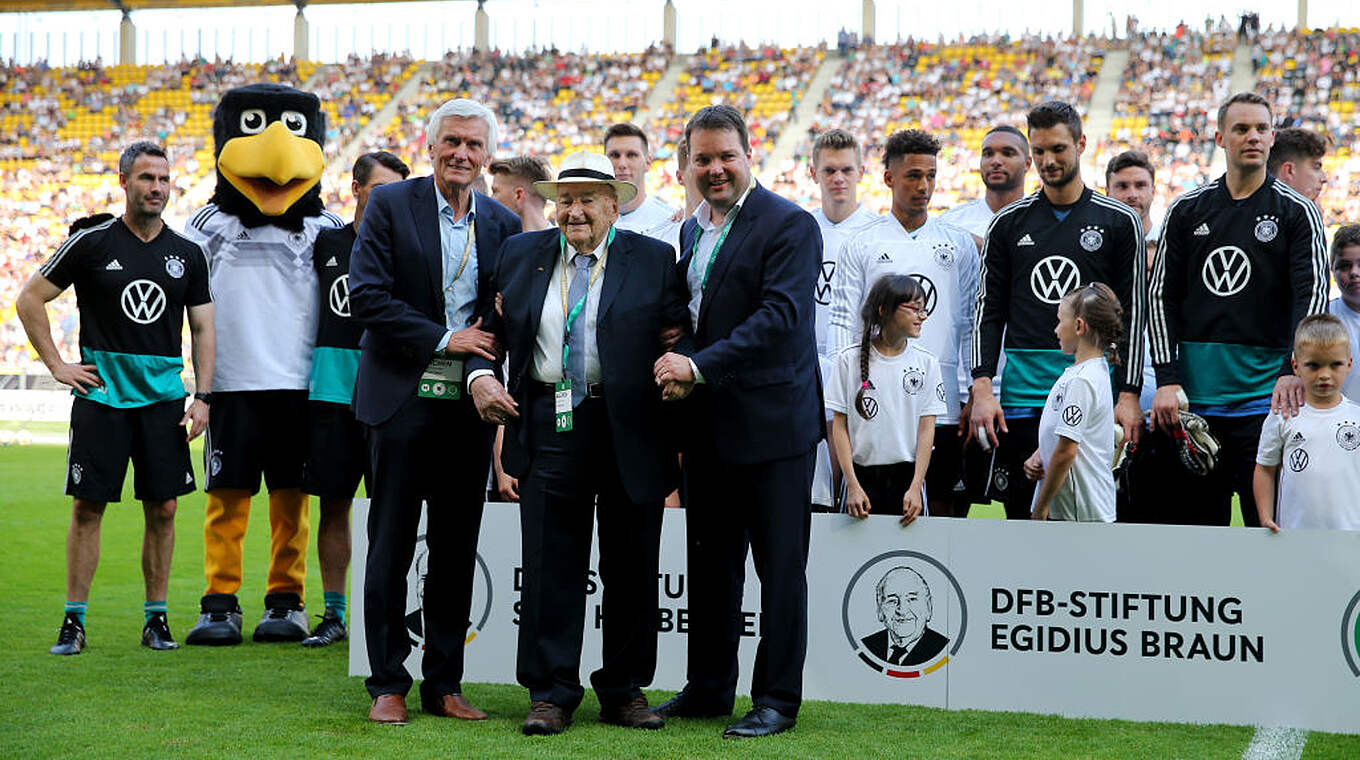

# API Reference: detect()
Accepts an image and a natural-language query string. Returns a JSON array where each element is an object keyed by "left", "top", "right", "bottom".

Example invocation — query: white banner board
[
  {"left": 0, "top": 389, "right": 72, "bottom": 422},
  {"left": 350, "top": 501, "right": 1360, "bottom": 734}
]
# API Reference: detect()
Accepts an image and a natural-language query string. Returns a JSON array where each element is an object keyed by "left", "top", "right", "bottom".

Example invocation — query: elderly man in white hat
[{"left": 466, "top": 150, "right": 694, "bottom": 736}]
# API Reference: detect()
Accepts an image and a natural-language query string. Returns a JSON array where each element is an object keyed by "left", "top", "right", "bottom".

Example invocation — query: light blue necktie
[{"left": 566, "top": 253, "right": 596, "bottom": 407}]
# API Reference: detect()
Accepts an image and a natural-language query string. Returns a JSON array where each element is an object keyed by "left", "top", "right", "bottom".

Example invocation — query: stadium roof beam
[{"left": 0, "top": 0, "right": 469, "bottom": 11}]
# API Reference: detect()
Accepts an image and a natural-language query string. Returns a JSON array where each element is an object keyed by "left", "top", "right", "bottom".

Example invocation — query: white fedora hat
[{"left": 534, "top": 151, "right": 637, "bottom": 205}]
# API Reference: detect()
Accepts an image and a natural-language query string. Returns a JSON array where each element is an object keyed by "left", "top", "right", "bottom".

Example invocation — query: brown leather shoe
[
  {"left": 599, "top": 694, "right": 664, "bottom": 730},
  {"left": 424, "top": 693, "right": 488, "bottom": 721},
  {"left": 369, "top": 694, "right": 408, "bottom": 725},
  {"left": 522, "top": 700, "right": 571, "bottom": 735}
]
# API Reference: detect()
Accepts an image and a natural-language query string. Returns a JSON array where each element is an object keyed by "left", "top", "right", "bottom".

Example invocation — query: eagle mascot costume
[{"left": 183, "top": 83, "right": 343, "bottom": 645}]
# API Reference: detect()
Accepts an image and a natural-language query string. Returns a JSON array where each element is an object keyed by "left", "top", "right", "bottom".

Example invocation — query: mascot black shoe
[
  {"left": 183, "top": 83, "right": 343, "bottom": 645},
  {"left": 185, "top": 592, "right": 245, "bottom": 646}
]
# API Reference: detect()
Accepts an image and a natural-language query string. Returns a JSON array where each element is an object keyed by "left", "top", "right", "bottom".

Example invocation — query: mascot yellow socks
[{"left": 183, "top": 83, "right": 343, "bottom": 646}]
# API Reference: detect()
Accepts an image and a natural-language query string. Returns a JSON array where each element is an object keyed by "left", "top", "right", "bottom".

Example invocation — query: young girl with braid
[
  {"left": 1024, "top": 283, "right": 1123, "bottom": 522},
  {"left": 827, "top": 275, "right": 947, "bottom": 523}
]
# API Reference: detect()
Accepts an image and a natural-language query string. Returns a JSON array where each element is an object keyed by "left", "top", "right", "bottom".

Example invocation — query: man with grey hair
[
  {"left": 467, "top": 151, "right": 691, "bottom": 735},
  {"left": 350, "top": 97, "right": 521, "bottom": 725},
  {"left": 858, "top": 566, "right": 948, "bottom": 666}
]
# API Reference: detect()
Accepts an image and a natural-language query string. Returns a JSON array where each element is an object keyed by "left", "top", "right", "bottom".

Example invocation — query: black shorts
[
  {"left": 852, "top": 461, "right": 917, "bottom": 517},
  {"left": 302, "top": 401, "right": 369, "bottom": 499},
  {"left": 204, "top": 390, "right": 308, "bottom": 494},
  {"left": 66, "top": 396, "right": 195, "bottom": 502},
  {"left": 925, "top": 424, "right": 964, "bottom": 506}
]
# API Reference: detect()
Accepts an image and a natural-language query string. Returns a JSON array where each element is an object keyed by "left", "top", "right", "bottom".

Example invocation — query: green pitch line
[{"left": 0, "top": 445, "right": 1347, "bottom": 758}]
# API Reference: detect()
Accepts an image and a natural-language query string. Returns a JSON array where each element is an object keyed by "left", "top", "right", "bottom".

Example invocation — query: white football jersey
[
  {"left": 940, "top": 198, "right": 996, "bottom": 238},
  {"left": 183, "top": 203, "right": 343, "bottom": 391},
  {"left": 1256, "top": 399, "right": 1360, "bottom": 531},
  {"left": 616, "top": 195, "right": 677, "bottom": 234},
  {"left": 827, "top": 214, "right": 979, "bottom": 424},
  {"left": 1034, "top": 357, "right": 1117, "bottom": 522},
  {"left": 827, "top": 342, "right": 948, "bottom": 467},
  {"left": 1328, "top": 298, "right": 1360, "bottom": 404},
  {"left": 812, "top": 205, "right": 879, "bottom": 359}
]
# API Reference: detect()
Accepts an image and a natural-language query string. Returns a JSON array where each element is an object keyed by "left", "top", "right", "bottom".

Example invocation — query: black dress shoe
[
  {"left": 723, "top": 706, "right": 796, "bottom": 738},
  {"left": 652, "top": 689, "right": 731, "bottom": 719},
  {"left": 301, "top": 611, "right": 347, "bottom": 648}
]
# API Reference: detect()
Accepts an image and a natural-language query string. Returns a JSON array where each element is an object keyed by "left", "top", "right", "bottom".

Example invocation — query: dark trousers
[
  {"left": 1127, "top": 414, "right": 1263, "bottom": 526},
  {"left": 682, "top": 446, "right": 814, "bottom": 718},
  {"left": 992, "top": 415, "right": 1040, "bottom": 520},
  {"left": 516, "top": 394, "right": 664, "bottom": 711},
  {"left": 852, "top": 461, "right": 918, "bottom": 517},
  {"left": 363, "top": 393, "right": 492, "bottom": 702}
]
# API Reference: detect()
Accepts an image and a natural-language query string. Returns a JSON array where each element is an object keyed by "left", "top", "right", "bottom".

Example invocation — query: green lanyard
[
  {"left": 690, "top": 203, "right": 741, "bottom": 291},
  {"left": 558, "top": 226, "right": 614, "bottom": 374}
]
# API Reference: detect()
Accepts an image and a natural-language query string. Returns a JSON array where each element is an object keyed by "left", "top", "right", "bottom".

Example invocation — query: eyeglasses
[{"left": 897, "top": 303, "right": 929, "bottom": 317}]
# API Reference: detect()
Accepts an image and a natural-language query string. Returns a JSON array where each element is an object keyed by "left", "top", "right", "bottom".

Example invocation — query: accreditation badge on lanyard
[
  {"left": 555, "top": 228, "right": 613, "bottom": 432},
  {"left": 419, "top": 218, "right": 476, "bottom": 401}
]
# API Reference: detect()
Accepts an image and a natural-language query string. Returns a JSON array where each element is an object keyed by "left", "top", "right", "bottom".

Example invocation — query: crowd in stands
[
  {"left": 770, "top": 34, "right": 1105, "bottom": 214},
  {"left": 7, "top": 27, "right": 1360, "bottom": 371}
]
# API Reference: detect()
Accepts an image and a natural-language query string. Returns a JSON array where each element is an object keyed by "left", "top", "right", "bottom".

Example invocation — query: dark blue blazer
[
  {"left": 467, "top": 227, "right": 693, "bottom": 503},
  {"left": 348, "top": 176, "right": 521, "bottom": 425},
  {"left": 677, "top": 183, "right": 824, "bottom": 465}
]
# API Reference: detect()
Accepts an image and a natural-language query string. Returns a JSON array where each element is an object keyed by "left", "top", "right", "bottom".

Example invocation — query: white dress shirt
[{"left": 531, "top": 234, "right": 608, "bottom": 384}]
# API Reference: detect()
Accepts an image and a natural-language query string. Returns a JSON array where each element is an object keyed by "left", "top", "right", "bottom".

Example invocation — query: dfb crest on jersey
[
  {"left": 1201, "top": 246, "right": 1251, "bottom": 297},
  {"left": 931, "top": 241, "right": 956, "bottom": 270},
  {"left": 164, "top": 255, "right": 186, "bottom": 279},
  {"left": 909, "top": 273, "right": 938, "bottom": 316},
  {"left": 1254, "top": 215, "right": 1279, "bottom": 243},
  {"left": 1079, "top": 225, "right": 1104, "bottom": 252},
  {"left": 1337, "top": 423, "right": 1360, "bottom": 452},
  {"left": 1030, "top": 256, "right": 1080, "bottom": 304},
  {"left": 903, "top": 368, "right": 925, "bottom": 395}
]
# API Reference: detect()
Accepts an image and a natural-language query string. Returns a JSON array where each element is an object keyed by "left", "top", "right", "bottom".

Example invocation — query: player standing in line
[
  {"left": 1327, "top": 226, "right": 1360, "bottom": 404},
  {"left": 1254, "top": 314, "right": 1360, "bottom": 532},
  {"left": 16, "top": 142, "right": 214, "bottom": 654},
  {"left": 808, "top": 129, "right": 878, "bottom": 510},
  {"left": 299, "top": 151, "right": 409, "bottom": 647},
  {"left": 970, "top": 101, "right": 1146, "bottom": 520},
  {"left": 1266, "top": 127, "right": 1329, "bottom": 203},
  {"left": 605, "top": 123, "right": 677, "bottom": 233},
  {"left": 1104, "top": 150, "right": 1160, "bottom": 412},
  {"left": 941, "top": 125, "right": 1033, "bottom": 244},
  {"left": 1148, "top": 92, "right": 1328, "bottom": 526},
  {"left": 827, "top": 129, "right": 979, "bottom": 517}
]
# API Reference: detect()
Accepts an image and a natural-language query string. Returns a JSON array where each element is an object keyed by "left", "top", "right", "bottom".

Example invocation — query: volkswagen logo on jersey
[
  {"left": 1337, "top": 423, "right": 1360, "bottom": 451},
  {"left": 862, "top": 396, "right": 880, "bottom": 419},
  {"left": 1029, "top": 256, "right": 1080, "bottom": 304},
  {"left": 936, "top": 382, "right": 946, "bottom": 403},
  {"left": 120, "top": 279, "right": 167, "bottom": 324},
  {"left": 903, "top": 368, "right": 925, "bottom": 395},
  {"left": 164, "top": 255, "right": 186, "bottom": 279},
  {"left": 1079, "top": 226, "right": 1104, "bottom": 252},
  {"left": 1201, "top": 246, "right": 1251, "bottom": 297},
  {"left": 1254, "top": 215, "right": 1279, "bottom": 243},
  {"left": 816, "top": 260, "right": 835, "bottom": 306},
  {"left": 1062, "top": 405, "right": 1083, "bottom": 426},
  {"left": 329, "top": 274, "right": 351, "bottom": 318},
  {"left": 1289, "top": 448, "right": 1310, "bottom": 472},
  {"left": 931, "top": 242, "right": 955, "bottom": 270},
  {"left": 910, "top": 273, "right": 938, "bottom": 316}
]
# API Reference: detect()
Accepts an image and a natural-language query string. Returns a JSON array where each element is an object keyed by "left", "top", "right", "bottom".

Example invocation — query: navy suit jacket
[
  {"left": 676, "top": 183, "right": 824, "bottom": 465},
  {"left": 467, "top": 227, "right": 693, "bottom": 503},
  {"left": 348, "top": 176, "right": 521, "bottom": 425}
]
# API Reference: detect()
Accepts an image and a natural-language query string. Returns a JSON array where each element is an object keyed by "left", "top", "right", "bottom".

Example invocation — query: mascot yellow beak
[{"left": 218, "top": 121, "right": 324, "bottom": 217}]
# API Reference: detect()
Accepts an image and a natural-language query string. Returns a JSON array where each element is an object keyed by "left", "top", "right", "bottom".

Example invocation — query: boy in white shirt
[
  {"left": 1326, "top": 225, "right": 1360, "bottom": 403},
  {"left": 1254, "top": 314, "right": 1360, "bottom": 531}
]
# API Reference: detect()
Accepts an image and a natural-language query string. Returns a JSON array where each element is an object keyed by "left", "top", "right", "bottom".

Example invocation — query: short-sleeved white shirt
[
  {"left": 1327, "top": 298, "right": 1360, "bottom": 404},
  {"left": 812, "top": 353, "right": 835, "bottom": 506},
  {"left": 940, "top": 198, "right": 996, "bottom": 238},
  {"left": 827, "top": 343, "right": 948, "bottom": 466},
  {"left": 616, "top": 194, "right": 677, "bottom": 234},
  {"left": 1255, "top": 399, "right": 1360, "bottom": 530},
  {"left": 1033, "top": 357, "right": 1117, "bottom": 522}
]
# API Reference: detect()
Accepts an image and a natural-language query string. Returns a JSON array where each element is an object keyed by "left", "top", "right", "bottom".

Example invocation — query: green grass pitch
[{"left": 0, "top": 442, "right": 1354, "bottom": 758}]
